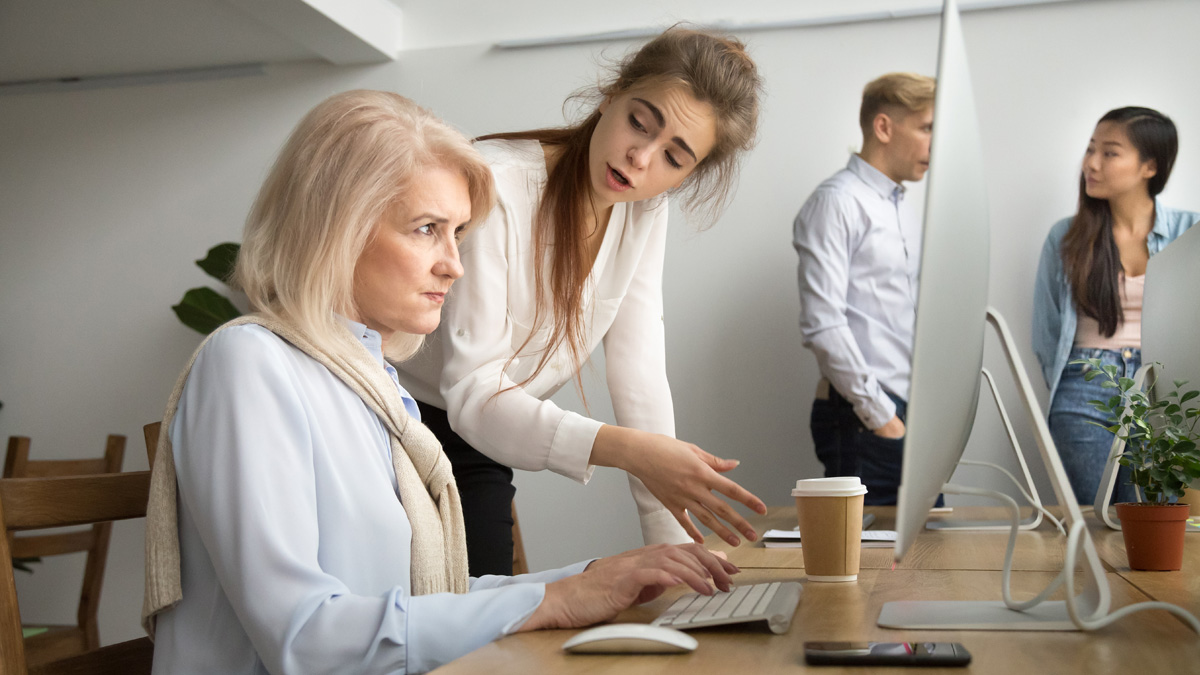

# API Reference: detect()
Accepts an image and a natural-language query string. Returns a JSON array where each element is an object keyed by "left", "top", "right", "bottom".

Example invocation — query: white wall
[{"left": 1, "top": 0, "right": 1197, "bottom": 646}]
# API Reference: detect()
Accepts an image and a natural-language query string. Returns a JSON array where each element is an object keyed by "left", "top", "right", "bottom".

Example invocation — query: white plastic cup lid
[{"left": 791, "top": 477, "right": 868, "bottom": 497}]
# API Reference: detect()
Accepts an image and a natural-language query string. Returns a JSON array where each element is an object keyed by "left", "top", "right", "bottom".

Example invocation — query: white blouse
[
  {"left": 151, "top": 322, "right": 590, "bottom": 675},
  {"left": 397, "top": 139, "right": 689, "bottom": 546}
]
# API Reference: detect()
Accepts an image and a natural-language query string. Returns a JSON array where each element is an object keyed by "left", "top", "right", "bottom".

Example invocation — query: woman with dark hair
[
  {"left": 397, "top": 27, "right": 767, "bottom": 575},
  {"left": 1033, "top": 106, "right": 1199, "bottom": 505}
]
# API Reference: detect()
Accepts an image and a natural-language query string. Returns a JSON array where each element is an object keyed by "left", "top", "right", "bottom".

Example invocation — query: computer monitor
[
  {"left": 890, "top": 0, "right": 989, "bottom": 556},
  {"left": 1142, "top": 224, "right": 1200, "bottom": 399},
  {"left": 879, "top": 0, "right": 1112, "bottom": 631}
]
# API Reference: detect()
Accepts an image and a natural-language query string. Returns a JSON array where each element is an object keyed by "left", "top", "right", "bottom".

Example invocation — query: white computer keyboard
[{"left": 651, "top": 581, "right": 802, "bottom": 634}]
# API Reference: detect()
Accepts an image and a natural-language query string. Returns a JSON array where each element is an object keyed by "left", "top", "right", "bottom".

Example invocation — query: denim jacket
[{"left": 1032, "top": 199, "right": 1198, "bottom": 407}]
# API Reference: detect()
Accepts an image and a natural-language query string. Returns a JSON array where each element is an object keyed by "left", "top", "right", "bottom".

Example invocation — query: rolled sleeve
[{"left": 1032, "top": 219, "right": 1068, "bottom": 389}]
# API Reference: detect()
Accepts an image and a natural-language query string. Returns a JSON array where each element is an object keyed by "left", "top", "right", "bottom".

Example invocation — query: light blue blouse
[
  {"left": 151, "top": 320, "right": 590, "bottom": 674},
  {"left": 1032, "top": 199, "right": 1199, "bottom": 405}
]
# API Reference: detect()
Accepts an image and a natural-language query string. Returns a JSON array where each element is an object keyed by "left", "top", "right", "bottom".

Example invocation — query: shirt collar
[
  {"left": 335, "top": 314, "right": 387, "bottom": 369},
  {"left": 1149, "top": 196, "right": 1170, "bottom": 241},
  {"left": 848, "top": 154, "right": 906, "bottom": 203}
]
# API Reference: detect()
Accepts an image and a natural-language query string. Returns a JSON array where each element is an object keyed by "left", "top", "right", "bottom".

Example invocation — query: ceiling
[
  {"left": 0, "top": 0, "right": 1100, "bottom": 87},
  {"left": 0, "top": 0, "right": 404, "bottom": 85}
]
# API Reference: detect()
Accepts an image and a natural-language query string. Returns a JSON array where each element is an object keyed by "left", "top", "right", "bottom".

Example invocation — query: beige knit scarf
[{"left": 142, "top": 314, "right": 469, "bottom": 636}]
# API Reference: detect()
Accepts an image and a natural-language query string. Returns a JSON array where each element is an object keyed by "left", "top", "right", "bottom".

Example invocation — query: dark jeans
[
  {"left": 1050, "top": 347, "right": 1140, "bottom": 505},
  {"left": 418, "top": 401, "right": 515, "bottom": 577},
  {"left": 811, "top": 386, "right": 938, "bottom": 507}
]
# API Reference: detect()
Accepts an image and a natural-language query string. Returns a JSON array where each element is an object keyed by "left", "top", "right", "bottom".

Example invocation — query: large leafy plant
[
  {"left": 173, "top": 243, "right": 243, "bottom": 334},
  {"left": 1079, "top": 358, "right": 1200, "bottom": 503}
]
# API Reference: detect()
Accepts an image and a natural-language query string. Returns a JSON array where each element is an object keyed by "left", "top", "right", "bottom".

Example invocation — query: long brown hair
[
  {"left": 1060, "top": 107, "right": 1178, "bottom": 336},
  {"left": 479, "top": 27, "right": 762, "bottom": 392}
]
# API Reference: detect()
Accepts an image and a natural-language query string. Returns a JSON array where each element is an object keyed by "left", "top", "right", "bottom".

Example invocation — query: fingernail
[
  {"left": 726, "top": 535, "right": 739, "bottom": 546},
  {"left": 727, "top": 459, "right": 740, "bottom": 467}
]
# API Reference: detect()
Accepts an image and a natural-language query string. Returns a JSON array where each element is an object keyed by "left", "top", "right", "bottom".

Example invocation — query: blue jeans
[
  {"left": 811, "top": 386, "right": 922, "bottom": 507},
  {"left": 1049, "top": 347, "right": 1140, "bottom": 505}
]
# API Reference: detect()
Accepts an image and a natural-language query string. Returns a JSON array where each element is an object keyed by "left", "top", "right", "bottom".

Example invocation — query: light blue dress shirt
[
  {"left": 151, "top": 319, "right": 590, "bottom": 674},
  {"left": 1032, "top": 199, "right": 1199, "bottom": 405},
  {"left": 793, "top": 154, "right": 922, "bottom": 429}
]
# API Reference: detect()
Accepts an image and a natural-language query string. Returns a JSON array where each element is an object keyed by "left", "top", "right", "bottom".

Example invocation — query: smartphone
[{"left": 804, "top": 641, "right": 971, "bottom": 667}]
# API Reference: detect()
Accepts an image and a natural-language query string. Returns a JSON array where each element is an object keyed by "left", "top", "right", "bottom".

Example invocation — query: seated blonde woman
[{"left": 142, "top": 90, "right": 737, "bottom": 675}]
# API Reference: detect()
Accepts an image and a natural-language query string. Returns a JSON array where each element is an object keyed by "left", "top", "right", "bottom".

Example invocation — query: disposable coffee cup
[{"left": 792, "top": 477, "right": 868, "bottom": 582}]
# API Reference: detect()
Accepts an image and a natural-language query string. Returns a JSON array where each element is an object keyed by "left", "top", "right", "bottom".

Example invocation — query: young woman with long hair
[
  {"left": 1033, "top": 106, "right": 1198, "bottom": 505},
  {"left": 397, "top": 27, "right": 767, "bottom": 575}
]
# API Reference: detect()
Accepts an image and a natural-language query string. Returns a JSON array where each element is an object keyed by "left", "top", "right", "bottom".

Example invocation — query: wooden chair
[
  {"left": 145, "top": 422, "right": 533, "bottom": 576},
  {"left": 3, "top": 436, "right": 127, "bottom": 667},
  {"left": 511, "top": 502, "right": 529, "bottom": 575},
  {"left": 0, "top": 467, "right": 154, "bottom": 674}
]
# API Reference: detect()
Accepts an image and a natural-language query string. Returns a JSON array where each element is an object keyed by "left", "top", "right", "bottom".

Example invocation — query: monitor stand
[
  {"left": 925, "top": 367, "right": 1045, "bottom": 531},
  {"left": 879, "top": 308, "right": 1111, "bottom": 631},
  {"left": 1093, "top": 364, "right": 1151, "bottom": 530}
]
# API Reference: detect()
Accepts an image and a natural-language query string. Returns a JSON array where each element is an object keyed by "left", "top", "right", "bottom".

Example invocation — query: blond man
[{"left": 793, "top": 72, "right": 935, "bottom": 505}]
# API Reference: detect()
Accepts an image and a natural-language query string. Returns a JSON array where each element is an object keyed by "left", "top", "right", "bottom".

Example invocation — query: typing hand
[
  {"left": 519, "top": 544, "right": 739, "bottom": 631},
  {"left": 591, "top": 425, "right": 767, "bottom": 547},
  {"left": 872, "top": 415, "right": 906, "bottom": 439}
]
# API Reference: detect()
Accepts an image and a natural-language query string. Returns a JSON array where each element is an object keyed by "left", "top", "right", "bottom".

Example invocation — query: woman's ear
[
  {"left": 1141, "top": 158, "right": 1158, "bottom": 180},
  {"left": 599, "top": 95, "right": 613, "bottom": 115}
]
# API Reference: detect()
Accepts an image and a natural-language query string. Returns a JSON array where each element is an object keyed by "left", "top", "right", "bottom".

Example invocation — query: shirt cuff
[
  {"left": 854, "top": 394, "right": 897, "bottom": 431},
  {"left": 405, "top": 584, "right": 545, "bottom": 673},
  {"left": 639, "top": 508, "right": 692, "bottom": 545},
  {"left": 469, "top": 559, "right": 595, "bottom": 588},
  {"left": 547, "top": 412, "right": 602, "bottom": 483}
]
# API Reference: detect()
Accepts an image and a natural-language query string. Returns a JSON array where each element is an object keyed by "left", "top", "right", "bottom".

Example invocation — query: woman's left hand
[{"left": 517, "top": 543, "right": 739, "bottom": 632}]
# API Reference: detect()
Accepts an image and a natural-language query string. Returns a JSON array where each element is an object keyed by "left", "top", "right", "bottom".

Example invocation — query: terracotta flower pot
[{"left": 1115, "top": 502, "right": 1190, "bottom": 571}]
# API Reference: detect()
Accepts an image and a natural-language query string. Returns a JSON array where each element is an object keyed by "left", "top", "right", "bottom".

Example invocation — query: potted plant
[{"left": 1080, "top": 358, "right": 1200, "bottom": 570}]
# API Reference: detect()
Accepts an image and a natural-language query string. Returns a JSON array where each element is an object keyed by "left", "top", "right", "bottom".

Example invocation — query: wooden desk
[
  {"left": 710, "top": 506, "right": 1071, "bottom": 573},
  {"left": 432, "top": 506, "right": 1200, "bottom": 674},
  {"left": 432, "top": 568, "right": 1200, "bottom": 674}
]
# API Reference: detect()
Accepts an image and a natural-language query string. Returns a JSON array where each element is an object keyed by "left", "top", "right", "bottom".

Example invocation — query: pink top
[{"left": 1074, "top": 274, "right": 1144, "bottom": 350}]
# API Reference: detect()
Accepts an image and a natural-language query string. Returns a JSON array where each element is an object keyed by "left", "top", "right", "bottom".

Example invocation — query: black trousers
[{"left": 418, "top": 401, "right": 516, "bottom": 577}]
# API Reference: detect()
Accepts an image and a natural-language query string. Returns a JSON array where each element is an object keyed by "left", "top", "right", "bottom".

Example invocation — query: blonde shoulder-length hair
[{"left": 235, "top": 90, "right": 495, "bottom": 360}]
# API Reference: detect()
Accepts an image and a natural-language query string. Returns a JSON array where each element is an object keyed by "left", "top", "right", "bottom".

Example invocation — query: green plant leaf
[
  {"left": 1181, "top": 390, "right": 1199, "bottom": 404},
  {"left": 172, "top": 287, "right": 242, "bottom": 335},
  {"left": 196, "top": 243, "right": 241, "bottom": 284},
  {"left": 1119, "top": 377, "right": 1135, "bottom": 391}
]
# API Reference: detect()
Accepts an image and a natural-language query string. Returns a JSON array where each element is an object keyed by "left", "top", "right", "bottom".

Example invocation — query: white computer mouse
[{"left": 561, "top": 623, "right": 698, "bottom": 654}]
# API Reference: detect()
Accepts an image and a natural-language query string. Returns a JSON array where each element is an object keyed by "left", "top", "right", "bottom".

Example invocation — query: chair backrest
[
  {"left": 511, "top": 502, "right": 529, "bottom": 576},
  {"left": 141, "top": 424, "right": 159, "bottom": 468},
  {"left": 3, "top": 436, "right": 125, "bottom": 661},
  {"left": 0, "top": 470, "right": 152, "bottom": 674}
]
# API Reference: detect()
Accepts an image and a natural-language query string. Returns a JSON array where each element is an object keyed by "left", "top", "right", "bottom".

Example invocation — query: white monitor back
[
  {"left": 893, "top": 0, "right": 991, "bottom": 559},
  {"left": 1143, "top": 223, "right": 1200, "bottom": 400}
]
